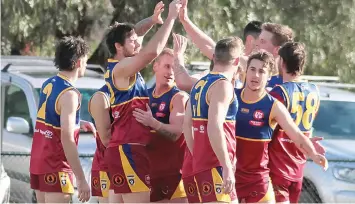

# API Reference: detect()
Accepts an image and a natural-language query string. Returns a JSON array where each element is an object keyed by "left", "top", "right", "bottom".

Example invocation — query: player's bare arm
[
  {"left": 113, "top": 0, "right": 182, "bottom": 79},
  {"left": 271, "top": 101, "right": 328, "bottom": 170},
  {"left": 58, "top": 90, "right": 90, "bottom": 202},
  {"left": 179, "top": 0, "right": 215, "bottom": 60},
  {"left": 183, "top": 99, "right": 194, "bottom": 153},
  {"left": 89, "top": 92, "right": 111, "bottom": 147},
  {"left": 134, "top": 1, "right": 164, "bottom": 37},
  {"left": 207, "top": 80, "right": 235, "bottom": 194}
]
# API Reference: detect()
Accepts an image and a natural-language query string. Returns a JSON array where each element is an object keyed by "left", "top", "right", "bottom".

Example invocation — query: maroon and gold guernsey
[
  {"left": 105, "top": 59, "right": 151, "bottom": 146},
  {"left": 269, "top": 82, "right": 320, "bottom": 181},
  {"left": 30, "top": 74, "right": 81, "bottom": 174},
  {"left": 234, "top": 88, "right": 277, "bottom": 190},
  {"left": 190, "top": 73, "right": 238, "bottom": 174}
]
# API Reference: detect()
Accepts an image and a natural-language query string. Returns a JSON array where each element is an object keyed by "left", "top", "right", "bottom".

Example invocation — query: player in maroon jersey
[
  {"left": 30, "top": 37, "right": 96, "bottom": 203},
  {"left": 268, "top": 42, "right": 325, "bottom": 203},
  {"left": 234, "top": 51, "right": 328, "bottom": 203},
  {"left": 132, "top": 48, "right": 189, "bottom": 203},
  {"left": 104, "top": 1, "right": 182, "bottom": 203}
]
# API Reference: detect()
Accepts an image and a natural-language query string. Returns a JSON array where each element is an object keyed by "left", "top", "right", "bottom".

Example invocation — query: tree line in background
[{"left": 1, "top": 0, "right": 355, "bottom": 83}]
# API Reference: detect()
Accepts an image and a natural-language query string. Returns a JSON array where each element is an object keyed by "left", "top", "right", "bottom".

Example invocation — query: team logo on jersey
[
  {"left": 101, "top": 179, "right": 108, "bottom": 190},
  {"left": 60, "top": 174, "right": 67, "bottom": 186},
  {"left": 113, "top": 111, "right": 120, "bottom": 119},
  {"left": 112, "top": 174, "right": 124, "bottom": 187},
  {"left": 187, "top": 183, "right": 196, "bottom": 196},
  {"left": 44, "top": 173, "right": 57, "bottom": 185},
  {"left": 44, "top": 130, "right": 53, "bottom": 139},
  {"left": 92, "top": 177, "right": 100, "bottom": 189},
  {"left": 202, "top": 182, "right": 212, "bottom": 195},
  {"left": 199, "top": 125, "right": 205, "bottom": 133},
  {"left": 253, "top": 110, "right": 264, "bottom": 120},
  {"left": 159, "top": 102, "right": 166, "bottom": 111},
  {"left": 215, "top": 183, "right": 222, "bottom": 194},
  {"left": 127, "top": 175, "right": 135, "bottom": 186}
]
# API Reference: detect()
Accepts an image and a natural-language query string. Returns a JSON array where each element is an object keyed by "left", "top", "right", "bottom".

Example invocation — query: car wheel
[{"left": 299, "top": 178, "right": 322, "bottom": 203}]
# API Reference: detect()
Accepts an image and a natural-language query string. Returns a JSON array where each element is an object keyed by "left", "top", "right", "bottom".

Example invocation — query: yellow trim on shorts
[
  {"left": 58, "top": 172, "right": 74, "bottom": 194},
  {"left": 211, "top": 168, "right": 231, "bottom": 202},
  {"left": 193, "top": 176, "right": 202, "bottom": 202},
  {"left": 118, "top": 145, "right": 150, "bottom": 193},
  {"left": 171, "top": 179, "right": 187, "bottom": 200},
  {"left": 99, "top": 171, "right": 110, "bottom": 198},
  {"left": 258, "top": 179, "right": 276, "bottom": 203}
]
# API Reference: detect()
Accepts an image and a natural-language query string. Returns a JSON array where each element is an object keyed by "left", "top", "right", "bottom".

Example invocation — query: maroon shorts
[
  {"left": 30, "top": 172, "right": 74, "bottom": 194},
  {"left": 106, "top": 144, "right": 150, "bottom": 194},
  {"left": 91, "top": 170, "right": 110, "bottom": 197},
  {"left": 150, "top": 174, "right": 186, "bottom": 202},
  {"left": 182, "top": 175, "right": 200, "bottom": 203},
  {"left": 236, "top": 177, "right": 275, "bottom": 203},
  {"left": 271, "top": 173, "right": 303, "bottom": 203},
  {"left": 194, "top": 167, "right": 237, "bottom": 203}
]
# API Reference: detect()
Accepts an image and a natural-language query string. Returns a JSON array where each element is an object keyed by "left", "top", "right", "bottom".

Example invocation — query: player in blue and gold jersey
[
  {"left": 132, "top": 48, "right": 189, "bottom": 203},
  {"left": 269, "top": 42, "right": 325, "bottom": 203},
  {"left": 234, "top": 51, "right": 328, "bottom": 203},
  {"left": 30, "top": 36, "right": 95, "bottom": 203},
  {"left": 88, "top": 85, "right": 112, "bottom": 203},
  {"left": 103, "top": 1, "right": 182, "bottom": 203},
  {"left": 183, "top": 37, "right": 244, "bottom": 203}
]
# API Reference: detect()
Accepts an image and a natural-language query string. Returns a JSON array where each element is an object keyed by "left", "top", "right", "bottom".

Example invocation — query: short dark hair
[
  {"left": 243, "top": 21, "right": 263, "bottom": 42},
  {"left": 54, "top": 36, "right": 89, "bottom": 71},
  {"left": 278, "top": 42, "right": 306, "bottom": 76},
  {"left": 262, "top": 23, "right": 294, "bottom": 46},
  {"left": 106, "top": 22, "right": 135, "bottom": 55},
  {"left": 247, "top": 50, "right": 276, "bottom": 74},
  {"left": 214, "top": 37, "right": 244, "bottom": 65}
]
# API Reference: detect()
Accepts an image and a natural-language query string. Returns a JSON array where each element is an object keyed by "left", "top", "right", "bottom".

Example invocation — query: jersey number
[
  {"left": 291, "top": 92, "right": 318, "bottom": 130},
  {"left": 192, "top": 80, "right": 207, "bottom": 116},
  {"left": 37, "top": 83, "right": 53, "bottom": 120}
]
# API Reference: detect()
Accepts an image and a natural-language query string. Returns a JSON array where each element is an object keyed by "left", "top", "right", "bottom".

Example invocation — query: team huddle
[{"left": 29, "top": 0, "right": 328, "bottom": 203}]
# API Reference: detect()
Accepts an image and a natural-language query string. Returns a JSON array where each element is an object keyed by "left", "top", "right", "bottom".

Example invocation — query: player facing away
[
  {"left": 103, "top": 1, "right": 182, "bottom": 203},
  {"left": 257, "top": 23, "right": 294, "bottom": 88},
  {"left": 234, "top": 51, "right": 328, "bottom": 203},
  {"left": 30, "top": 36, "right": 96, "bottom": 203},
  {"left": 268, "top": 42, "right": 324, "bottom": 203},
  {"left": 183, "top": 37, "right": 244, "bottom": 203},
  {"left": 132, "top": 48, "right": 189, "bottom": 203},
  {"left": 88, "top": 84, "right": 112, "bottom": 203}
]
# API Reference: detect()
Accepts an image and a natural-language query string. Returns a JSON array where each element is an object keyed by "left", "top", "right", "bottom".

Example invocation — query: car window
[
  {"left": 4, "top": 84, "right": 32, "bottom": 131},
  {"left": 313, "top": 100, "right": 355, "bottom": 139}
]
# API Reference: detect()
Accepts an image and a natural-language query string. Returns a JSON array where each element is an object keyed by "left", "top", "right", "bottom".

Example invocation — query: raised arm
[
  {"left": 134, "top": 1, "right": 164, "bottom": 37},
  {"left": 271, "top": 101, "right": 328, "bottom": 170},
  {"left": 179, "top": 0, "right": 215, "bottom": 60},
  {"left": 59, "top": 90, "right": 90, "bottom": 202},
  {"left": 183, "top": 99, "right": 194, "bottom": 153},
  {"left": 89, "top": 92, "right": 111, "bottom": 147},
  {"left": 113, "top": 0, "right": 182, "bottom": 78},
  {"left": 207, "top": 80, "right": 235, "bottom": 193}
]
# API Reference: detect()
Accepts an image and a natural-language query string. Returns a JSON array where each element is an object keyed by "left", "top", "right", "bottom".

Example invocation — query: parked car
[
  {"left": 1, "top": 56, "right": 103, "bottom": 203},
  {"left": 300, "top": 84, "right": 355, "bottom": 203}
]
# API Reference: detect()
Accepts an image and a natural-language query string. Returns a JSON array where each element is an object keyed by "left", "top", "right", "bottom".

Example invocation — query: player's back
[
  {"left": 147, "top": 85, "right": 186, "bottom": 178},
  {"left": 190, "top": 73, "right": 237, "bottom": 174},
  {"left": 269, "top": 81, "right": 320, "bottom": 181},
  {"left": 267, "top": 74, "right": 283, "bottom": 88},
  {"left": 105, "top": 59, "right": 151, "bottom": 146},
  {"left": 30, "top": 74, "right": 81, "bottom": 174},
  {"left": 234, "top": 88, "right": 277, "bottom": 187}
]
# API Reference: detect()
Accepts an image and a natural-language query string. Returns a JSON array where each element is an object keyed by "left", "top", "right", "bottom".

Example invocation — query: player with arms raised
[
  {"left": 30, "top": 37, "right": 95, "bottom": 203},
  {"left": 183, "top": 37, "right": 243, "bottom": 203}
]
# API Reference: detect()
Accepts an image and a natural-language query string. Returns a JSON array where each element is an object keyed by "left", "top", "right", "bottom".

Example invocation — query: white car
[
  {"left": 300, "top": 84, "right": 355, "bottom": 203},
  {"left": 1, "top": 56, "right": 103, "bottom": 203}
]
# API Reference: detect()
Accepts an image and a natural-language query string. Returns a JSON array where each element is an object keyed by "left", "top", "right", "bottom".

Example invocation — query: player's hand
[
  {"left": 80, "top": 120, "right": 97, "bottom": 138},
  {"left": 173, "top": 33, "right": 188, "bottom": 58},
  {"left": 311, "top": 154, "right": 329, "bottom": 171},
  {"left": 311, "top": 136, "right": 326, "bottom": 156},
  {"left": 222, "top": 164, "right": 235, "bottom": 194},
  {"left": 168, "top": 0, "right": 182, "bottom": 20},
  {"left": 179, "top": 0, "right": 188, "bottom": 22},
  {"left": 152, "top": 1, "right": 164, "bottom": 24},
  {"left": 133, "top": 103, "right": 155, "bottom": 128},
  {"left": 77, "top": 179, "right": 90, "bottom": 202}
]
